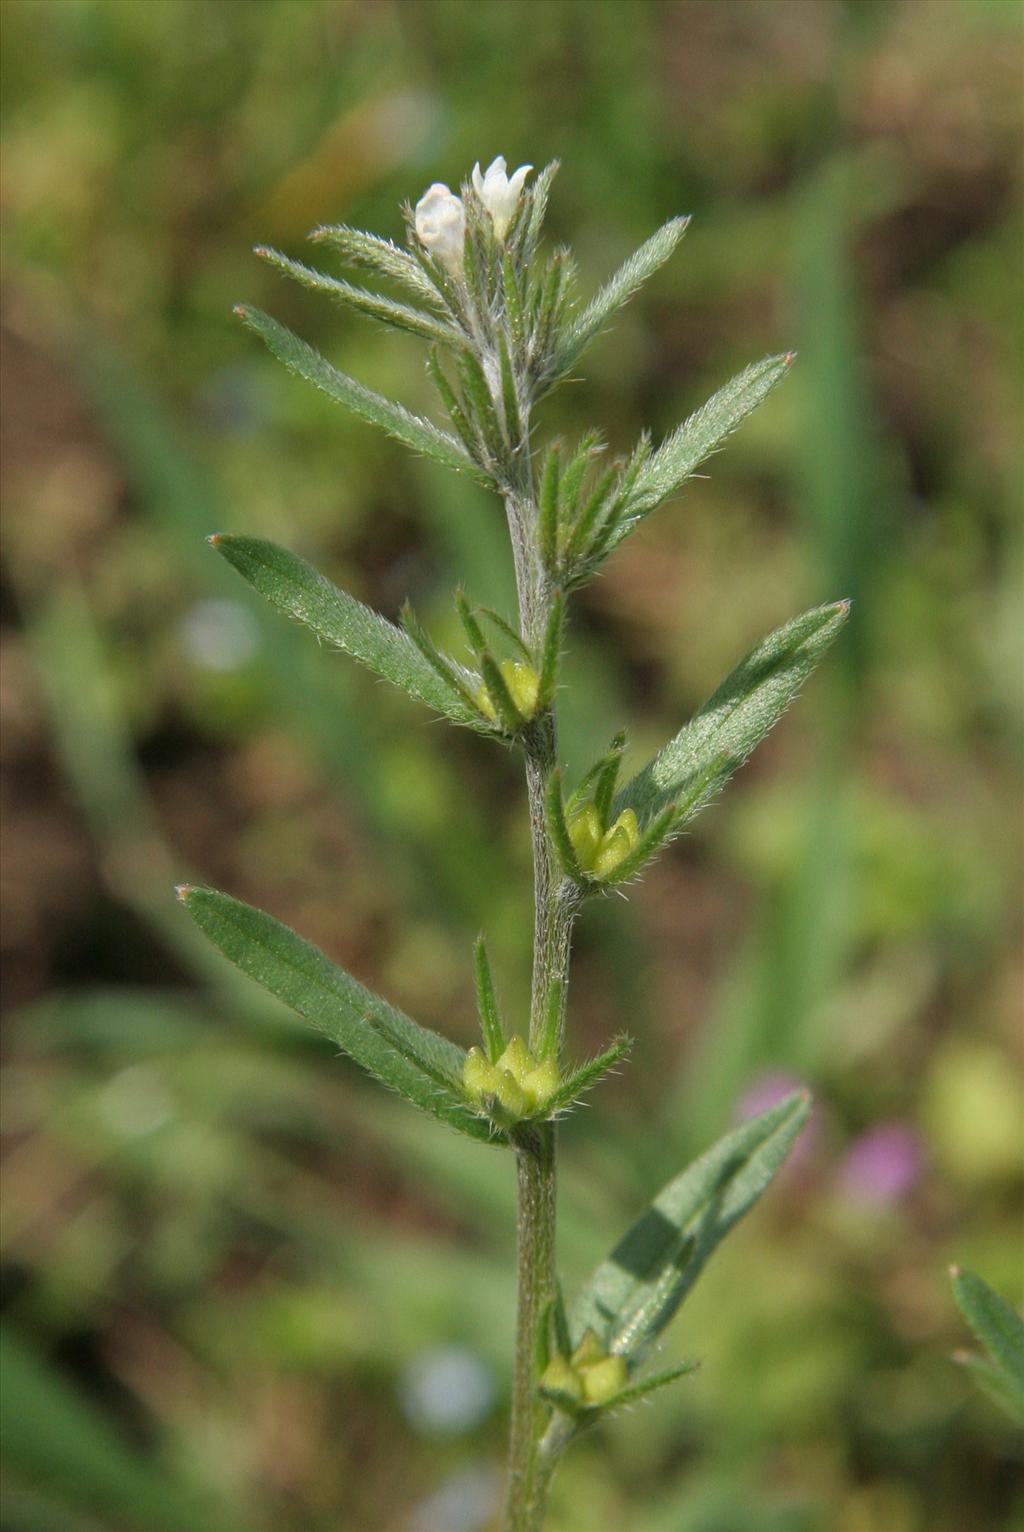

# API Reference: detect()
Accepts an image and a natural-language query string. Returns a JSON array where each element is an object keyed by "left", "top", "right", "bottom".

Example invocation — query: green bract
[{"left": 184, "top": 158, "right": 847, "bottom": 1531}]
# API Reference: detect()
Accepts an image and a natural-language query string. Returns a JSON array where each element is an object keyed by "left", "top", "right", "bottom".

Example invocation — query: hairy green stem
[{"left": 505, "top": 1121, "right": 557, "bottom": 1531}]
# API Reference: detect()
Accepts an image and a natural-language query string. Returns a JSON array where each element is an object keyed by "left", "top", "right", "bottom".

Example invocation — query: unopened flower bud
[
  {"left": 593, "top": 808, "right": 639, "bottom": 879},
  {"left": 521, "top": 1057, "right": 560, "bottom": 1112},
  {"left": 568, "top": 803, "right": 603, "bottom": 868},
  {"left": 539, "top": 1355, "right": 583, "bottom": 1405},
  {"left": 463, "top": 1046, "right": 499, "bottom": 1101},
  {"left": 580, "top": 1353, "right": 628, "bottom": 1405},
  {"left": 496, "top": 1035, "right": 532, "bottom": 1079},
  {"left": 471, "top": 156, "right": 532, "bottom": 241},
  {"left": 475, "top": 660, "right": 540, "bottom": 726},
  {"left": 414, "top": 182, "right": 466, "bottom": 273},
  {"left": 494, "top": 1069, "right": 530, "bottom": 1118}
]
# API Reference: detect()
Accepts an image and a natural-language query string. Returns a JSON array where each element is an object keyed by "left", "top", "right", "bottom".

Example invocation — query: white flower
[
  {"left": 414, "top": 182, "right": 466, "bottom": 273},
  {"left": 472, "top": 156, "right": 532, "bottom": 240}
]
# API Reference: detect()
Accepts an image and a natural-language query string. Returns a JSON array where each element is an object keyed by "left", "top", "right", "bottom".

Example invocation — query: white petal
[{"left": 507, "top": 164, "right": 533, "bottom": 199}]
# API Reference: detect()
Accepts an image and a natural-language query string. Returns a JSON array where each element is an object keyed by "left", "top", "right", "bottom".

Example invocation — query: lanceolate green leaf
[
  {"left": 555, "top": 217, "right": 690, "bottom": 376},
  {"left": 309, "top": 224, "right": 447, "bottom": 309},
  {"left": 604, "top": 353, "right": 794, "bottom": 553},
  {"left": 617, "top": 602, "right": 850, "bottom": 828},
  {"left": 572, "top": 1092, "right": 811, "bottom": 1358},
  {"left": 210, "top": 534, "right": 484, "bottom": 729},
  {"left": 235, "top": 305, "right": 489, "bottom": 482},
  {"left": 178, "top": 886, "right": 497, "bottom": 1142},
  {"left": 255, "top": 247, "right": 462, "bottom": 346},
  {"left": 951, "top": 1267, "right": 1024, "bottom": 1421}
]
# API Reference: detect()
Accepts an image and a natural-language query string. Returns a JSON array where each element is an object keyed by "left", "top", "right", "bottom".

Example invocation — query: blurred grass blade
[
  {"left": 951, "top": 1267, "right": 1024, "bottom": 1422},
  {"left": 210, "top": 534, "right": 483, "bottom": 728},
  {"left": 617, "top": 602, "right": 850, "bottom": 828},
  {"left": 555, "top": 217, "right": 690, "bottom": 375},
  {"left": 235, "top": 305, "right": 489, "bottom": 481},
  {"left": 256, "top": 246, "right": 460, "bottom": 345},
  {"left": 572, "top": 1092, "right": 811, "bottom": 1358},
  {"left": 606, "top": 354, "right": 794, "bottom": 551},
  {"left": 0, "top": 1326, "right": 233, "bottom": 1532},
  {"left": 178, "top": 886, "right": 497, "bottom": 1141}
]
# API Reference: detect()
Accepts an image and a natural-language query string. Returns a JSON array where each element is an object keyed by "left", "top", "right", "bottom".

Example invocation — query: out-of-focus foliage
[{"left": 1, "top": 2, "right": 1021, "bottom": 1529}]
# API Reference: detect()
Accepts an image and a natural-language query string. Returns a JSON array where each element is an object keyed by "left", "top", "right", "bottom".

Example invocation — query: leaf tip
[
  {"left": 206, "top": 533, "right": 222, "bottom": 548},
  {"left": 949, "top": 1264, "right": 963, "bottom": 1280},
  {"left": 783, "top": 351, "right": 797, "bottom": 366},
  {"left": 174, "top": 883, "right": 194, "bottom": 903},
  {"left": 232, "top": 303, "right": 249, "bottom": 320}
]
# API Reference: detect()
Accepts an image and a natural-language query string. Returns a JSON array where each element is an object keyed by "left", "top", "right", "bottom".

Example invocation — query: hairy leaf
[
  {"left": 951, "top": 1267, "right": 1024, "bottom": 1421},
  {"left": 235, "top": 305, "right": 488, "bottom": 482},
  {"left": 256, "top": 247, "right": 460, "bottom": 345},
  {"left": 178, "top": 886, "right": 496, "bottom": 1141},
  {"left": 309, "top": 224, "right": 446, "bottom": 309},
  {"left": 573, "top": 1092, "right": 811, "bottom": 1357},
  {"left": 210, "top": 535, "right": 483, "bottom": 728},
  {"left": 617, "top": 602, "right": 850, "bottom": 828},
  {"left": 554, "top": 217, "right": 689, "bottom": 376},
  {"left": 604, "top": 353, "right": 794, "bottom": 552}
]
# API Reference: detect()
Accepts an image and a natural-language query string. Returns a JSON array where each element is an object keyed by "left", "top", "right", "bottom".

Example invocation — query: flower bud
[
  {"left": 580, "top": 1353, "right": 628, "bottom": 1405},
  {"left": 414, "top": 182, "right": 466, "bottom": 273},
  {"left": 568, "top": 803, "right": 602, "bottom": 868},
  {"left": 593, "top": 808, "right": 639, "bottom": 879},
  {"left": 494, "top": 1068, "right": 530, "bottom": 1118},
  {"left": 475, "top": 660, "right": 540, "bottom": 726},
  {"left": 571, "top": 1329, "right": 606, "bottom": 1369},
  {"left": 521, "top": 1058, "right": 560, "bottom": 1112},
  {"left": 569, "top": 803, "right": 640, "bottom": 880},
  {"left": 471, "top": 156, "right": 532, "bottom": 241},
  {"left": 463, "top": 1046, "right": 499, "bottom": 1101},
  {"left": 496, "top": 1035, "right": 532, "bottom": 1079},
  {"left": 539, "top": 1355, "right": 583, "bottom": 1405}
]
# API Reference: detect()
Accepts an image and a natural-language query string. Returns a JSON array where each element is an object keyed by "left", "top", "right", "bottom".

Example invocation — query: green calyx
[
  {"left": 539, "top": 1329, "right": 629, "bottom": 1411},
  {"left": 569, "top": 803, "right": 639, "bottom": 880},
  {"left": 463, "top": 1035, "right": 561, "bottom": 1123}
]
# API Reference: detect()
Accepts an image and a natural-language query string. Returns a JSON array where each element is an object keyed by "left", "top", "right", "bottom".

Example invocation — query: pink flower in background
[{"left": 837, "top": 1123, "right": 924, "bottom": 1206}]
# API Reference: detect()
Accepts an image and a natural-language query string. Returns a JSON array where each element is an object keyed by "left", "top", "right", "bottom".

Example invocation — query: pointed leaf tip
[
  {"left": 174, "top": 884, "right": 193, "bottom": 901},
  {"left": 206, "top": 534, "right": 222, "bottom": 547}
]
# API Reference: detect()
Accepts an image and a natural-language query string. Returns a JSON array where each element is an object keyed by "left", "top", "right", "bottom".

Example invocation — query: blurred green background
[{"left": 2, "top": 1, "right": 1022, "bottom": 1528}]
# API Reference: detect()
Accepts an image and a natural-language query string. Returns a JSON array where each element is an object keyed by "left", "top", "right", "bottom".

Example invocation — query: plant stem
[
  {"left": 505, "top": 1120, "right": 557, "bottom": 1531},
  {"left": 502, "top": 392, "right": 575, "bottom": 1531}
]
